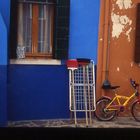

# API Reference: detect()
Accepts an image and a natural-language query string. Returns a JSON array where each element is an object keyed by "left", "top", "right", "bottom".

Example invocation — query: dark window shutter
[
  {"left": 9, "top": 0, "right": 18, "bottom": 59},
  {"left": 135, "top": 3, "right": 140, "bottom": 63},
  {"left": 53, "top": 0, "right": 70, "bottom": 59}
]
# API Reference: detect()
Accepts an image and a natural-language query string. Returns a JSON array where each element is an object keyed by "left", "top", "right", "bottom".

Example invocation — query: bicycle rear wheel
[
  {"left": 131, "top": 100, "right": 140, "bottom": 122},
  {"left": 94, "top": 98, "right": 117, "bottom": 121}
]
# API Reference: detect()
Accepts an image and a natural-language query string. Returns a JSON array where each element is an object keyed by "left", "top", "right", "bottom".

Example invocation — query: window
[
  {"left": 17, "top": 0, "right": 54, "bottom": 59},
  {"left": 9, "top": 0, "right": 70, "bottom": 60}
]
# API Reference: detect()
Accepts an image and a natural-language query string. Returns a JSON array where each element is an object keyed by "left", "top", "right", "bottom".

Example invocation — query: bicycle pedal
[{"left": 120, "top": 106, "right": 125, "bottom": 112}]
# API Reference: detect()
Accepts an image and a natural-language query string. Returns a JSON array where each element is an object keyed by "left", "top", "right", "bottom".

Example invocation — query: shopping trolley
[{"left": 66, "top": 58, "right": 96, "bottom": 127}]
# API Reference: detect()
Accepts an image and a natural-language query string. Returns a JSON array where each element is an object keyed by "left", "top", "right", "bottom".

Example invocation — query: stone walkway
[{"left": 8, "top": 117, "right": 140, "bottom": 128}]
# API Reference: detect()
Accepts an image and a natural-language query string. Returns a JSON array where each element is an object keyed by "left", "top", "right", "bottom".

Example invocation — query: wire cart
[{"left": 66, "top": 59, "right": 96, "bottom": 127}]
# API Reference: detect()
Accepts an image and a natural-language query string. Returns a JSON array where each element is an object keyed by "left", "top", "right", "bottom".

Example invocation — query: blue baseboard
[{"left": 0, "top": 65, "right": 7, "bottom": 126}]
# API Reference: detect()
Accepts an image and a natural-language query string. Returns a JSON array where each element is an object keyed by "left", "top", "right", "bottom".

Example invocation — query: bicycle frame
[{"left": 105, "top": 92, "right": 137, "bottom": 111}]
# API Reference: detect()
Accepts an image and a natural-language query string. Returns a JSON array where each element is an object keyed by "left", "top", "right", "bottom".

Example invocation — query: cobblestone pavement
[{"left": 8, "top": 117, "right": 140, "bottom": 128}]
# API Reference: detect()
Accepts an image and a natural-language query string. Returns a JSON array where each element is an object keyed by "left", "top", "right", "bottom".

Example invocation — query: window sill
[{"left": 10, "top": 59, "right": 61, "bottom": 65}]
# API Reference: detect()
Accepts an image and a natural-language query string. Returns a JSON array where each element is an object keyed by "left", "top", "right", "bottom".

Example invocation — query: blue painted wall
[
  {"left": 0, "top": 13, "right": 8, "bottom": 65},
  {"left": 0, "top": 0, "right": 10, "bottom": 126},
  {"left": 0, "top": 0, "right": 101, "bottom": 64},
  {"left": 0, "top": 0, "right": 10, "bottom": 30},
  {"left": 0, "top": 0, "right": 100, "bottom": 122},
  {"left": 69, "top": 0, "right": 100, "bottom": 63},
  {"left": 8, "top": 65, "right": 70, "bottom": 121},
  {"left": 0, "top": 14, "right": 8, "bottom": 126}
]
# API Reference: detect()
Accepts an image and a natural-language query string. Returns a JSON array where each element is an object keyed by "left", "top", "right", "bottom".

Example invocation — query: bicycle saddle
[{"left": 102, "top": 85, "right": 120, "bottom": 90}]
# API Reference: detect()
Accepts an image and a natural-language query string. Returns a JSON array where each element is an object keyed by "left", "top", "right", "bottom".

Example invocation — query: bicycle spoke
[
  {"left": 132, "top": 101, "right": 140, "bottom": 121},
  {"left": 94, "top": 98, "right": 117, "bottom": 121}
]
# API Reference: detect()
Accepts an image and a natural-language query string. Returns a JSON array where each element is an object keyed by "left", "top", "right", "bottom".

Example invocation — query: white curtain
[
  {"left": 38, "top": 4, "right": 51, "bottom": 53},
  {"left": 17, "top": 2, "right": 52, "bottom": 55}
]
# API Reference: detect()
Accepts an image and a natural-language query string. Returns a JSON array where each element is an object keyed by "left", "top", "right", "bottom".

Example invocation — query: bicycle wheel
[
  {"left": 131, "top": 100, "right": 140, "bottom": 122},
  {"left": 94, "top": 97, "right": 117, "bottom": 121}
]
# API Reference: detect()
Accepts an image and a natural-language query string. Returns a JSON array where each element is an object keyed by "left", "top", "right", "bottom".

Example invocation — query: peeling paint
[
  {"left": 130, "top": 62, "right": 134, "bottom": 67},
  {"left": 111, "top": 13, "right": 132, "bottom": 39},
  {"left": 125, "top": 27, "right": 132, "bottom": 42},
  {"left": 116, "top": 0, "right": 132, "bottom": 9},
  {"left": 112, "top": 4, "right": 115, "bottom": 12},
  {"left": 117, "top": 67, "right": 120, "bottom": 72},
  {"left": 100, "top": 38, "right": 103, "bottom": 41}
]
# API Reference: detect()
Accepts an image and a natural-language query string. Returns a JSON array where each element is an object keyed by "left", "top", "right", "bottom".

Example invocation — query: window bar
[
  {"left": 29, "top": 4, "right": 32, "bottom": 52},
  {"left": 18, "top": 3, "right": 24, "bottom": 47},
  {"left": 25, "top": 4, "right": 32, "bottom": 53},
  {"left": 24, "top": 4, "right": 28, "bottom": 52},
  {"left": 42, "top": 5, "right": 45, "bottom": 53},
  {"left": 44, "top": 5, "right": 48, "bottom": 53},
  {"left": 38, "top": 5, "right": 44, "bottom": 53},
  {"left": 29, "top": 4, "right": 33, "bottom": 52},
  {"left": 49, "top": 5, "right": 54, "bottom": 54},
  {"left": 32, "top": 4, "right": 39, "bottom": 54},
  {"left": 18, "top": 0, "right": 55, "bottom": 5},
  {"left": 48, "top": 6, "right": 51, "bottom": 54}
]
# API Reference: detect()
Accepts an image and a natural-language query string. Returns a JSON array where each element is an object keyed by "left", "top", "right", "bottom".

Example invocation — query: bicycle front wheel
[
  {"left": 131, "top": 100, "right": 140, "bottom": 122},
  {"left": 94, "top": 98, "right": 117, "bottom": 121}
]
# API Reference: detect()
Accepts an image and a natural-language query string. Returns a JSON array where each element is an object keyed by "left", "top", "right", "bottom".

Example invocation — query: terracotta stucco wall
[{"left": 96, "top": 0, "right": 140, "bottom": 116}]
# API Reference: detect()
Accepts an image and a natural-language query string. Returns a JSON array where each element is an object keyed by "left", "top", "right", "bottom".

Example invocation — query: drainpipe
[{"left": 101, "top": 0, "right": 111, "bottom": 89}]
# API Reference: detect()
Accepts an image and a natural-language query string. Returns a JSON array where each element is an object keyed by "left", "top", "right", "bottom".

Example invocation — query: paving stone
[{"left": 8, "top": 117, "right": 140, "bottom": 128}]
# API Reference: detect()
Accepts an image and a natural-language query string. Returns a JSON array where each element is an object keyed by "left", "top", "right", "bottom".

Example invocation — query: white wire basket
[{"left": 67, "top": 59, "right": 96, "bottom": 112}]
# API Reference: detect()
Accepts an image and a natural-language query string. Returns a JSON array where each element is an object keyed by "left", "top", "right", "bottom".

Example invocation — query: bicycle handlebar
[{"left": 130, "top": 78, "right": 139, "bottom": 89}]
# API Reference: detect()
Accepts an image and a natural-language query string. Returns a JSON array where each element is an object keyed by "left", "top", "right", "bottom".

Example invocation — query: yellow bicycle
[{"left": 95, "top": 79, "right": 140, "bottom": 121}]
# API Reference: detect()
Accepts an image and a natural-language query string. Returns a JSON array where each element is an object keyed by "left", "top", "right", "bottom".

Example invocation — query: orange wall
[{"left": 96, "top": 0, "right": 140, "bottom": 116}]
